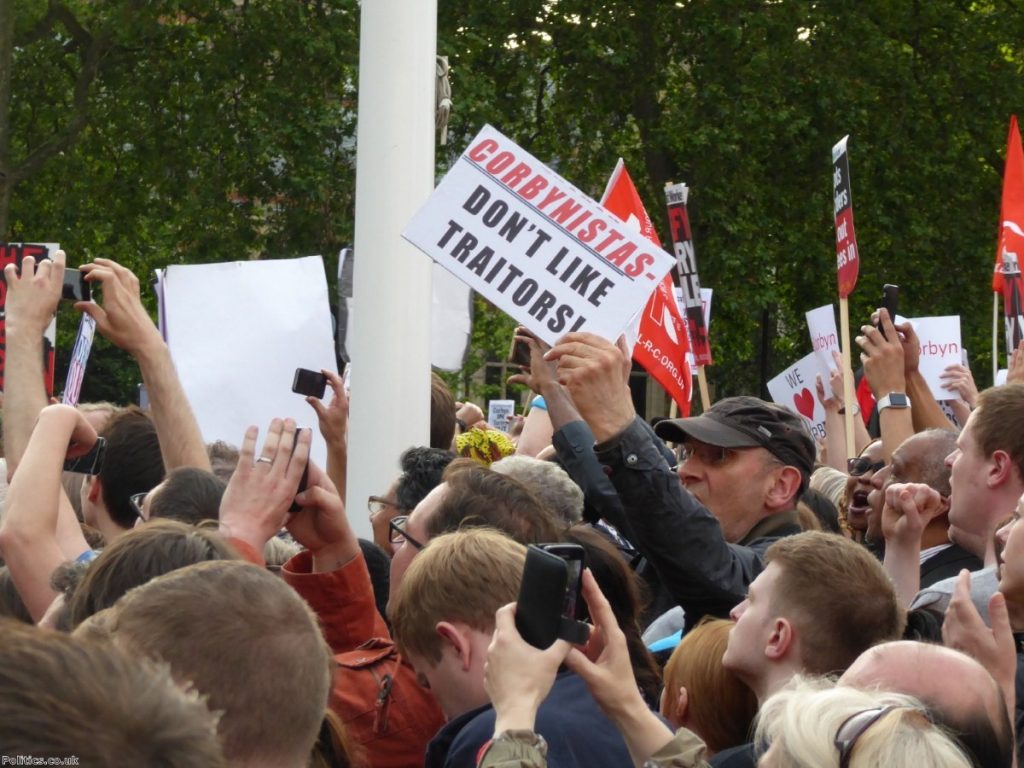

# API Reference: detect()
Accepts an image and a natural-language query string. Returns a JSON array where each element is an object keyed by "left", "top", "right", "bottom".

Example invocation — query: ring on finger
[{"left": 255, "top": 457, "right": 273, "bottom": 465}]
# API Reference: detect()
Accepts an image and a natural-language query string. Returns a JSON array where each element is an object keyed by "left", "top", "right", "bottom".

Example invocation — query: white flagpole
[
  {"left": 347, "top": 0, "right": 437, "bottom": 538},
  {"left": 994, "top": 293, "right": 1000, "bottom": 385}
]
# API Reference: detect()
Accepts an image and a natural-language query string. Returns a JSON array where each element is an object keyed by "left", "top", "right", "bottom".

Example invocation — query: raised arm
[
  {"left": 0, "top": 404, "right": 94, "bottom": 621},
  {"left": 881, "top": 482, "right": 948, "bottom": 608},
  {"left": 78, "top": 258, "right": 211, "bottom": 472},
  {"left": 857, "top": 310, "right": 915, "bottom": 462},
  {"left": 3, "top": 250, "right": 65, "bottom": 476},
  {"left": 305, "top": 368, "right": 348, "bottom": 499}
]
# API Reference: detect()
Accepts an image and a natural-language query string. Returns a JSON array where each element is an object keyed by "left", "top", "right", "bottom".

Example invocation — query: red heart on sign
[{"left": 793, "top": 388, "right": 815, "bottom": 420}]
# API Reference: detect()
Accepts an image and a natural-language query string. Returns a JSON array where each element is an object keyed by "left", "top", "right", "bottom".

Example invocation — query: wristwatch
[{"left": 877, "top": 393, "right": 911, "bottom": 412}]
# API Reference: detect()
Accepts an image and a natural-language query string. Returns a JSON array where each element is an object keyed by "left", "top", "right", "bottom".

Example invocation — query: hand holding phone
[
  {"left": 61, "top": 268, "right": 91, "bottom": 303},
  {"left": 63, "top": 436, "right": 106, "bottom": 474},
  {"left": 876, "top": 284, "right": 899, "bottom": 340}
]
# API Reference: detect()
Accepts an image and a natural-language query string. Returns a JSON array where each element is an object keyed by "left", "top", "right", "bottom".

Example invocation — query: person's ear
[
  {"left": 765, "top": 466, "right": 802, "bottom": 511},
  {"left": 674, "top": 686, "right": 690, "bottom": 725},
  {"left": 436, "top": 621, "right": 473, "bottom": 671},
  {"left": 85, "top": 474, "right": 102, "bottom": 503},
  {"left": 765, "top": 617, "right": 794, "bottom": 661},
  {"left": 990, "top": 450, "right": 1016, "bottom": 488}
]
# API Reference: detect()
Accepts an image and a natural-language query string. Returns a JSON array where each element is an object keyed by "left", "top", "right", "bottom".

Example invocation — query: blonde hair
[
  {"left": 390, "top": 528, "right": 525, "bottom": 664},
  {"left": 756, "top": 677, "right": 972, "bottom": 768}
]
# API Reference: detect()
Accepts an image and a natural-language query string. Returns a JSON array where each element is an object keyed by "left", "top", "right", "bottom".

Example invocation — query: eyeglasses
[
  {"left": 678, "top": 442, "right": 738, "bottom": 467},
  {"left": 367, "top": 496, "right": 402, "bottom": 517},
  {"left": 834, "top": 705, "right": 898, "bottom": 768},
  {"left": 847, "top": 457, "right": 886, "bottom": 477},
  {"left": 389, "top": 515, "right": 425, "bottom": 551},
  {"left": 130, "top": 492, "right": 148, "bottom": 522}
]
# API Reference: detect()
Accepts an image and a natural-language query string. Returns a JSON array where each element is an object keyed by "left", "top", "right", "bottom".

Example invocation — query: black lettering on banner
[
  {"left": 511, "top": 279, "right": 539, "bottom": 306},
  {"left": 451, "top": 232, "right": 480, "bottom": 264},
  {"left": 525, "top": 229, "right": 552, "bottom": 257},
  {"left": 529, "top": 290, "right": 557, "bottom": 321},
  {"left": 437, "top": 220, "right": 464, "bottom": 248},
  {"left": 547, "top": 304, "right": 574, "bottom": 334},
  {"left": 463, "top": 185, "right": 491, "bottom": 215},
  {"left": 466, "top": 246, "right": 495, "bottom": 275}
]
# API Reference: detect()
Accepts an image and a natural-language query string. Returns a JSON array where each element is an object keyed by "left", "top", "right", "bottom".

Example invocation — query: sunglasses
[
  {"left": 847, "top": 457, "right": 885, "bottom": 477},
  {"left": 834, "top": 705, "right": 901, "bottom": 768}
]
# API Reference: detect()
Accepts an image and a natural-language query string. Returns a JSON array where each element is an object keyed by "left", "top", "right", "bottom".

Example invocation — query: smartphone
[
  {"left": 289, "top": 428, "right": 310, "bottom": 513},
  {"left": 541, "top": 543, "right": 586, "bottom": 622},
  {"left": 877, "top": 284, "right": 899, "bottom": 339},
  {"left": 63, "top": 436, "right": 107, "bottom": 475},
  {"left": 507, "top": 333, "right": 532, "bottom": 369},
  {"left": 292, "top": 368, "right": 327, "bottom": 399},
  {"left": 514, "top": 543, "right": 588, "bottom": 648},
  {"left": 61, "top": 268, "right": 91, "bottom": 302}
]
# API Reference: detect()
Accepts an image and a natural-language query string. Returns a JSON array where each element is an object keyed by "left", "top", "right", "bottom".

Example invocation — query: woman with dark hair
[{"left": 563, "top": 524, "right": 661, "bottom": 707}]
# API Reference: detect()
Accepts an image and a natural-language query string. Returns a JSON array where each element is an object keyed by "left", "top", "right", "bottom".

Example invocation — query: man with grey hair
[{"left": 491, "top": 455, "right": 583, "bottom": 525}]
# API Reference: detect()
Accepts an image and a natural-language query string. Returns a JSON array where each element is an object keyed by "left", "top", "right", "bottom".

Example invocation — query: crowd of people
[{"left": 0, "top": 249, "right": 1022, "bottom": 768}]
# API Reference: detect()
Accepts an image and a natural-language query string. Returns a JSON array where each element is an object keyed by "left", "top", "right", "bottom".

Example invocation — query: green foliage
[{"left": 5, "top": 0, "right": 1024, "bottom": 406}]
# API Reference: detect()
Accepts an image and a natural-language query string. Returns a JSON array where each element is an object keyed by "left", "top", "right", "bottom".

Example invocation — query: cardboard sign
[
  {"left": 767, "top": 352, "right": 826, "bottom": 442},
  {"left": 664, "top": 183, "right": 712, "bottom": 365},
  {"left": 160, "top": 256, "right": 336, "bottom": 467},
  {"left": 832, "top": 137, "right": 860, "bottom": 298},
  {"left": 911, "top": 316, "right": 963, "bottom": 401},
  {"left": 805, "top": 304, "right": 840, "bottom": 382},
  {"left": 487, "top": 399, "right": 515, "bottom": 432},
  {"left": 62, "top": 313, "right": 97, "bottom": 406},
  {"left": 0, "top": 242, "right": 60, "bottom": 394},
  {"left": 676, "top": 287, "right": 712, "bottom": 371},
  {"left": 402, "top": 125, "right": 676, "bottom": 346}
]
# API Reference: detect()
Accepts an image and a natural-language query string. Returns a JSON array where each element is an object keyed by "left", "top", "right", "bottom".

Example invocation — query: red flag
[
  {"left": 600, "top": 160, "right": 693, "bottom": 415},
  {"left": 994, "top": 116, "right": 1024, "bottom": 293}
]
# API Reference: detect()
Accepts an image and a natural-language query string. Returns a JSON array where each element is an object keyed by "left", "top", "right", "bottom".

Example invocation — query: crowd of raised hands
[{"left": 1, "top": 250, "right": 1024, "bottom": 768}]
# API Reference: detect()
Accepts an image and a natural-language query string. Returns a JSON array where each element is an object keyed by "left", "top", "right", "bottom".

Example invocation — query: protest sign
[
  {"left": 403, "top": 125, "right": 675, "bottom": 346},
  {"left": 664, "top": 183, "right": 712, "bottom": 367},
  {"left": 160, "top": 256, "right": 336, "bottom": 467},
  {"left": 805, "top": 304, "right": 840, "bottom": 382},
  {"left": 832, "top": 137, "right": 859, "bottom": 299},
  {"left": 676, "top": 287, "right": 712, "bottom": 370},
  {"left": 600, "top": 159, "right": 692, "bottom": 414},
  {"left": 488, "top": 399, "right": 515, "bottom": 432},
  {"left": 766, "top": 352, "right": 826, "bottom": 442},
  {"left": 0, "top": 243, "right": 60, "bottom": 395},
  {"left": 62, "top": 314, "right": 97, "bottom": 406},
  {"left": 911, "top": 316, "right": 963, "bottom": 401}
]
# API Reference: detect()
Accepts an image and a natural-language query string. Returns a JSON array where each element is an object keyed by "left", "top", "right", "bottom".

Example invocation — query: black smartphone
[
  {"left": 877, "top": 284, "right": 899, "bottom": 339},
  {"left": 292, "top": 368, "right": 327, "bottom": 399},
  {"left": 514, "top": 543, "right": 588, "bottom": 649},
  {"left": 507, "top": 330, "right": 532, "bottom": 369},
  {"left": 541, "top": 543, "right": 586, "bottom": 622},
  {"left": 289, "top": 428, "right": 310, "bottom": 513},
  {"left": 63, "top": 436, "right": 107, "bottom": 474},
  {"left": 515, "top": 546, "right": 569, "bottom": 649},
  {"left": 61, "top": 268, "right": 91, "bottom": 302}
]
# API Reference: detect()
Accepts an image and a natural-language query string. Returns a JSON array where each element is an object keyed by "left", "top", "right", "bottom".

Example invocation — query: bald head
[
  {"left": 840, "top": 641, "right": 1012, "bottom": 767},
  {"left": 893, "top": 429, "right": 957, "bottom": 495}
]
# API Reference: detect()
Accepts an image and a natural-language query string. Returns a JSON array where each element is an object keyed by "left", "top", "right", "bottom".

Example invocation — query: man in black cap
[{"left": 545, "top": 332, "right": 816, "bottom": 628}]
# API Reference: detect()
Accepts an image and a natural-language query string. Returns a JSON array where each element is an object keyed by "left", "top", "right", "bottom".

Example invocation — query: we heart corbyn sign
[{"left": 766, "top": 352, "right": 826, "bottom": 442}]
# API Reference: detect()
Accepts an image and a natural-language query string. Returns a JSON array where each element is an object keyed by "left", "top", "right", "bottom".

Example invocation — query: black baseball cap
[{"left": 655, "top": 396, "right": 816, "bottom": 490}]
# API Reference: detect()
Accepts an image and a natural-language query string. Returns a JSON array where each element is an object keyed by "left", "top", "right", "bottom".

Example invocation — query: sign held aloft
[
  {"left": 832, "top": 136, "right": 860, "bottom": 298},
  {"left": 403, "top": 125, "right": 676, "bottom": 346}
]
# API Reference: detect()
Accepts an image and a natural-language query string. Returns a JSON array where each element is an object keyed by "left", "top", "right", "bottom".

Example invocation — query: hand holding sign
[
  {"left": 4, "top": 249, "right": 65, "bottom": 337},
  {"left": 939, "top": 364, "right": 979, "bottom": 407}
]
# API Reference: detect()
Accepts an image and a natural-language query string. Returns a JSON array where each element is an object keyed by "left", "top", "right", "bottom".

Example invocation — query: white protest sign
[
  {"left": 997, "top": 369, "right": 1009, "bottom": 386},
  {"left": 160, "top": 256, "right": 336, "bottom": 467},
  {"left": 676, "top": 287, "right": 712, "bottom": 371},
  {"left": 910, "top": 316, "right": 962, "bottom": 401},
  {"left": 766, "top": 352, "right": 826, "bottom": 442},
  {"left": 403, "top": 125, "right": 676, "bottom": 346},
  {"left": 805, "top": 304, "right": 840, "bottom": 382},
  {"left": 488, "top": 399, "right": 515, "bottom": 432}
]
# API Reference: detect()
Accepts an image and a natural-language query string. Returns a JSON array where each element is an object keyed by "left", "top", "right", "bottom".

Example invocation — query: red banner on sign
[
  {"left": 994, "top": 116, "right": 1024, "bottom": 294},
  {"left": 832, "top": 136, "right": 860, "bottom": 298},
  {"left": 600, "top": 161, "right": 692, "bottom": 414}
]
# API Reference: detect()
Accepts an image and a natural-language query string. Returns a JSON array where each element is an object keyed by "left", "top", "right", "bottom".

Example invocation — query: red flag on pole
[
  {"left": 994, "top": 116, "right": 1024, "bottom": 294},
  {"left": 600, "top": 160, "right": 693, "bottom": 415}
]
